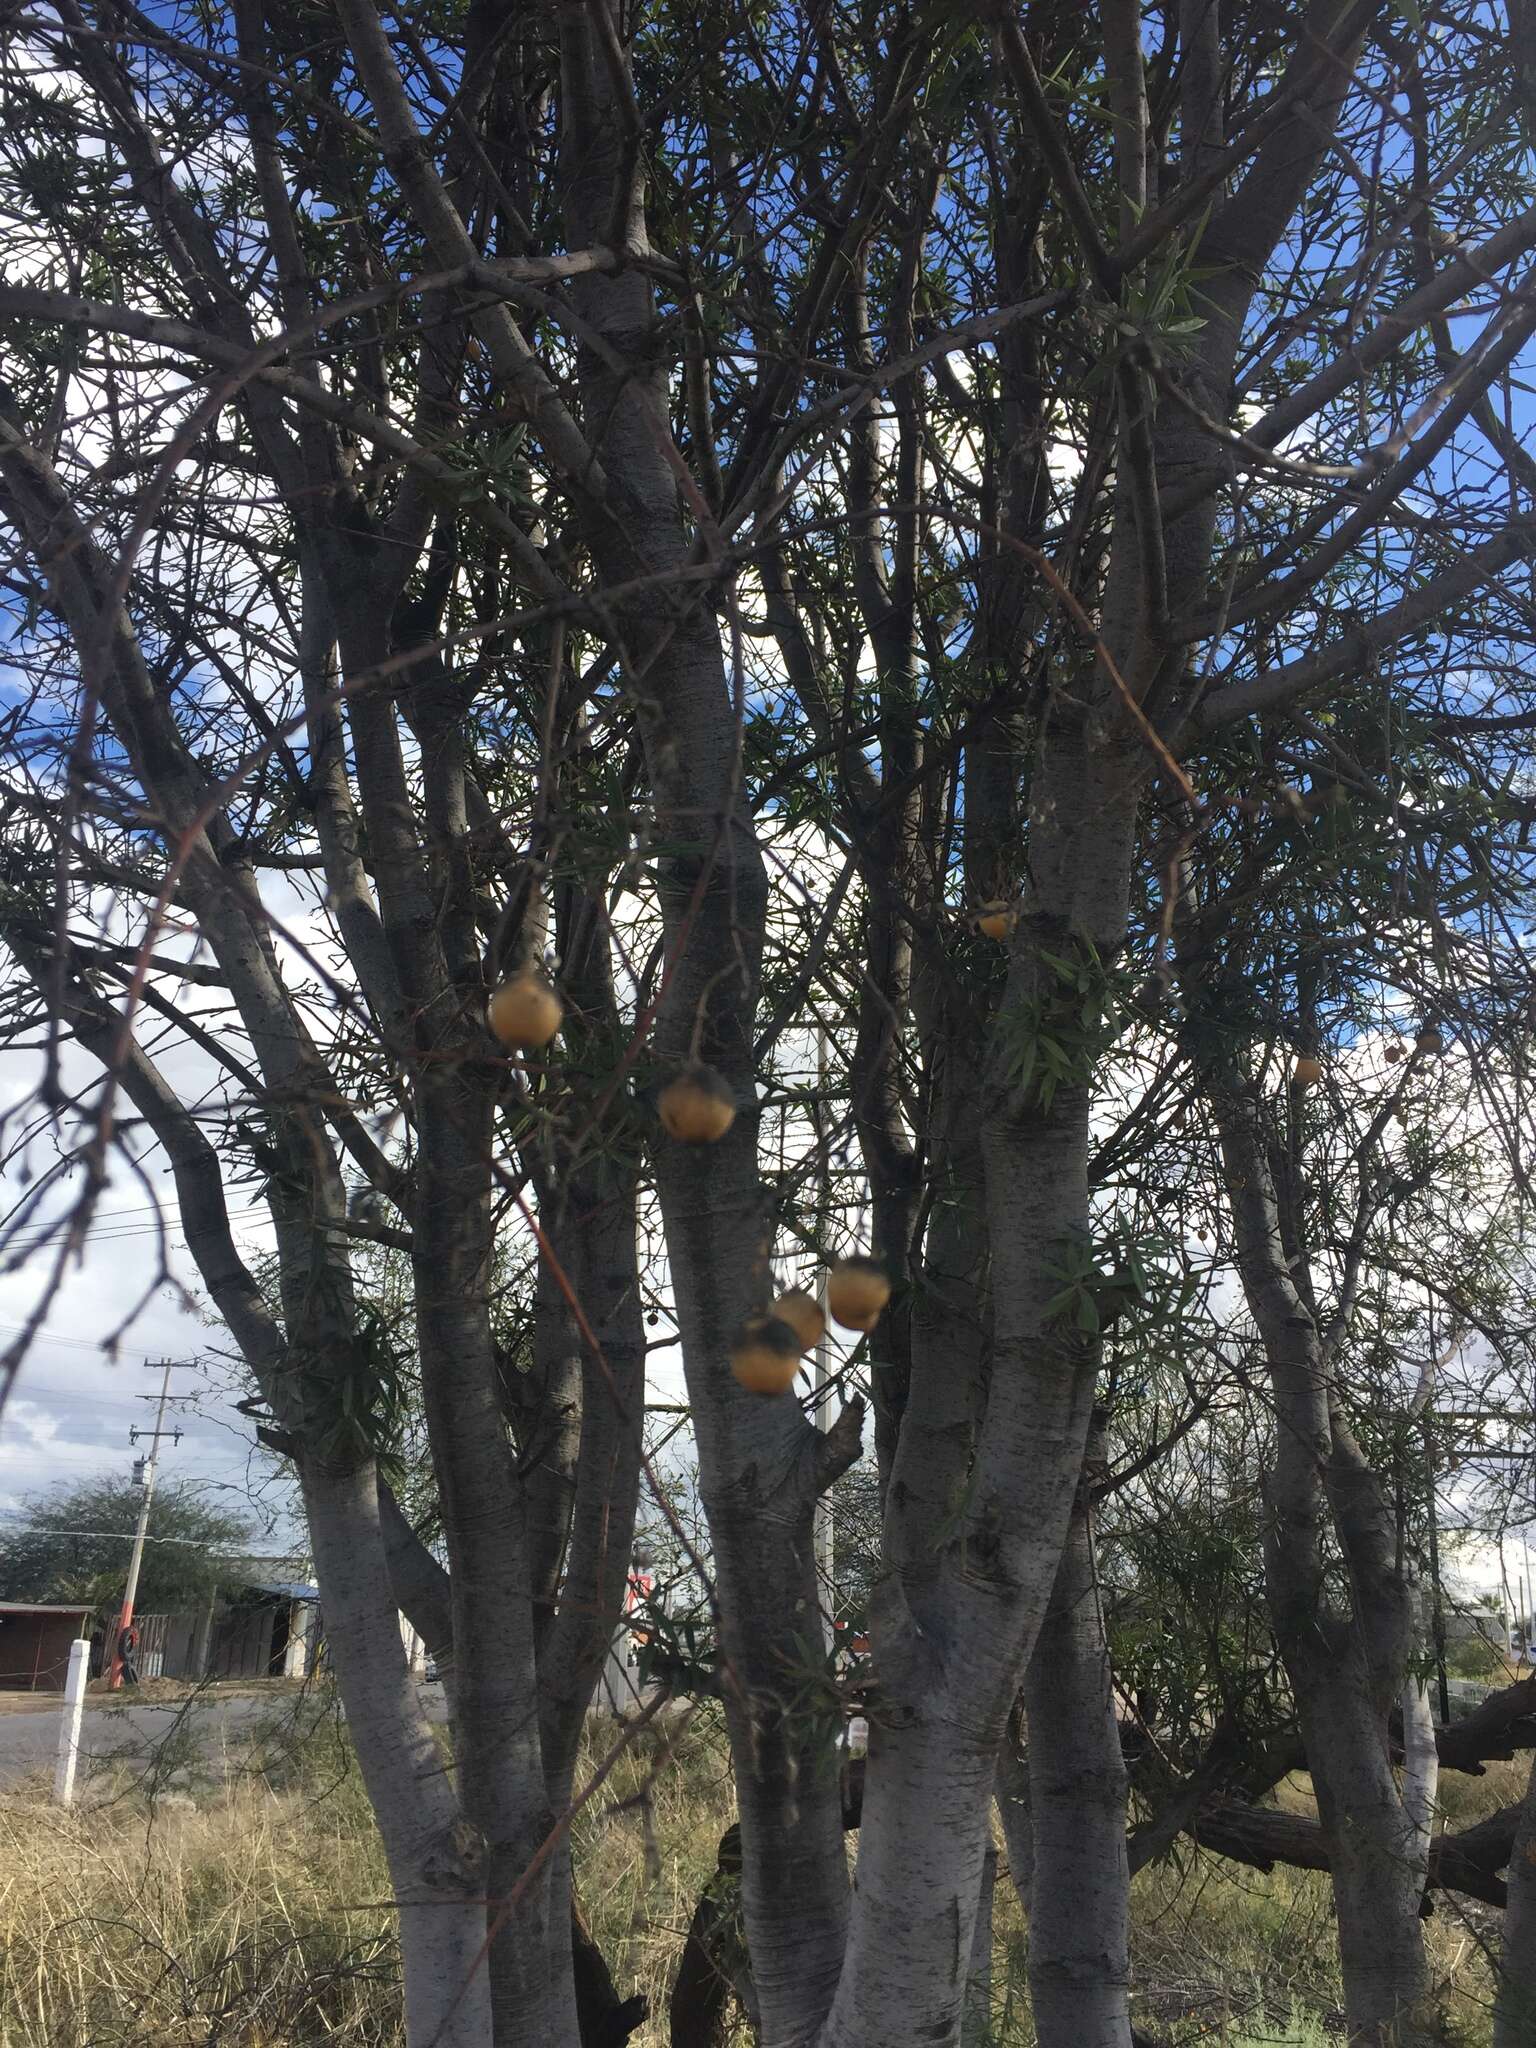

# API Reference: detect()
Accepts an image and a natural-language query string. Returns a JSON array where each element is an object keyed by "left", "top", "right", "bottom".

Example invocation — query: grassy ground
[
  {"left": 0, "top": 1677, "right": 311, "bottom": 1717},
  {"left": 0, "top": 1693, "right": 1522, "bottom": 2046}
]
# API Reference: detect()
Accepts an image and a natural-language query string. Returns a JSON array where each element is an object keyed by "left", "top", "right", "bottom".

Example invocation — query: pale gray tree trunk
[
  {"left": 1299, "top": 1681, "right": 1433, "bottom": 2045},
  {"left": 14, "top": 18, "right": 576, "bottom": 2031},
  {"left": 0, "top": 407, "right": 499, "bottom": 2048},
  {"left": 1022, "top": 1423, "right": 1132, "bottom": 2048},
  {"left": 553, "top": 21, "right": 857, "bottom": 2040},
  {"left": 413, "top": 1064, "right": 570, "bottom": 2047},
  {"left": 535, "top": 868, "right": 648, "bottom": 1795},
  {"left": 822, "top": 888, "right": 1133, "bottom": 2048},
  {"left": 821, "top": 10, "right": 1374, "bottom": 2030},
  {"left": 1495, "top": 1754, "right": 1536, "bottom": 2048},
  {"left": 1210, "top": 1088, "right": 1434, "bottom": 2048},
  {"left": 303, "top": 1459, "right": 497, "bottom": 2048},
  {"left": 327, "top": 520, "right": 574, "bottom": 2043}
]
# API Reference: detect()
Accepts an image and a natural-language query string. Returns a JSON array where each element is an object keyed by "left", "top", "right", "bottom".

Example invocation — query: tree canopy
[
  {"left": 0, "top": 2, "right": 1534, "bottom": 2046},
  {"left": 0, "top": 1476, "right": 254, "bottom": 1614}
]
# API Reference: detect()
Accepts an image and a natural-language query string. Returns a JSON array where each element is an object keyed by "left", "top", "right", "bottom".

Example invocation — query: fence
[{"left": 100, "top": 1600, "right": 312, "bottom": 1683}]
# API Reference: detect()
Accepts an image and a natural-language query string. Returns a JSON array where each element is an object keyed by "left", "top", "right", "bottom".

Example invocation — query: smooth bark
[
  {"left": 556, "top": 18, "right": 855, "bottom": 2039},
  {"left": 1495, "top": 1755, "right": 1536, "bottom": 2048},
  {"left": 303, "top": 1458, "right": 496, "bottom": 2048},
  {"left": 1210, "top": 1085, "right": 1435, "bottom": 2047},
  {"left": 1022, "top": 1427, "right": 1133, "bottom": 2048}
]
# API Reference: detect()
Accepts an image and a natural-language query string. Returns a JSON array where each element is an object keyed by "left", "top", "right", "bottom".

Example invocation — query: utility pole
[
  {"left": 814, "top": 1024, "right": 835, "bottom": 1652},
  {"left": 813, "top": 1315, "right": 835, "bottom": 1650},
  {"left": 110, "top": 1360, "right": 186, "bottom": 1689}
]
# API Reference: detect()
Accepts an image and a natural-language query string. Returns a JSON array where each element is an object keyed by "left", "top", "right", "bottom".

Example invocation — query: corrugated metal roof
[{"left": 0, "top": 1602, "right": 94, "bottom": 1616}]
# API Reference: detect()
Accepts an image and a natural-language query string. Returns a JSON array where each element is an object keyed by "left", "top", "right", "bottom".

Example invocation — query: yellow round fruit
[
  {"left": 658, "top": 1064, "right": 737, "bottom": 1143},
  {"left": 487, "top": 972, "right": 563, "bottom": 1049},
  {"left": 1415, "top": 1026, "right": 1445, "bottom": 1056},
  {"left": 826, "top": 1256, "right": 891, "bottom": 1332},
  {"left": 976, "top": 900, "right": 1018, "bottom": 941},
  {"left": 771, "top": 1288, "right": 825, "bottom": 1353},
  {"left": 728, "top": 1315, "right": 802, "bottom": 1396},
  {"left": 1293, "top": 1054, "right": 1322, "bottom": 1089}
]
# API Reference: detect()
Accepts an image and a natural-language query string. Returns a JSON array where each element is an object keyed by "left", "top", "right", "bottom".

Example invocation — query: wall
[{"left": 0, "top": 1610, "right": 86, "bottom": 1691}]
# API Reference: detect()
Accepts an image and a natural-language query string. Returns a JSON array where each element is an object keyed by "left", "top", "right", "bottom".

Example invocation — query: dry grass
[
  {"left": 0, "top": 1711, "right": 397, "bottom": 2047},
  {"left": 0, "top": 1700, "right": 1522, "bottom": 2046},
  {"left": 574, "top": 1709, "right": 742, "bottom": 2040}
]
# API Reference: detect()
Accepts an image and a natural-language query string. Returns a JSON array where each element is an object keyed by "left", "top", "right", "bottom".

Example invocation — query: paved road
[
  {"left": 0, "top": 1685, "right": 446, "bottom": 1788},
  {"left": 0, "top": 1692, "right": 298, "bottom": 1785}
]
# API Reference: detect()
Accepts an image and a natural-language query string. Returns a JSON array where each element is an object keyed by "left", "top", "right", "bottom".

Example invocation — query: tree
[
  {"left": 1, "top": 3, "right": 1534, "bottom": 2047},
  {"left": 0, "top": 1477, "right": 253, "bottom": 1614}
]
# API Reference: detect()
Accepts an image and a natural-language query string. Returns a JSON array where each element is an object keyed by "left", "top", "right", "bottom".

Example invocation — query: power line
[
  {"left": 0, "top": 1203, "right": 269, "bottom": 1255},
  {"left": 0, "top": 1522, "right": 303, "bottom": 1559},
  {"left": 0, "top": 1317, "right": 216, "bottom": 1359}
]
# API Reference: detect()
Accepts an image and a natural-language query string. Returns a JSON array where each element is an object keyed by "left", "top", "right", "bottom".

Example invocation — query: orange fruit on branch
[
  {"left": 975, "top": 900, "right": 1019, "bottom": 942},
  {"left": 826, "top": 1256, "right": 891, "bottom": 1332},
  {"left": 487, "top": 972, "right": 563, "bottom": 1049},
  {"left": 658, "top": 1064, "right": 737, "bottom": 1143},
  {"left": 729, "top": 1315, "right": 802, "bottom": 1396},
  {"left": 771, "top": 1288, "right": 825, "bottom": 1353}
]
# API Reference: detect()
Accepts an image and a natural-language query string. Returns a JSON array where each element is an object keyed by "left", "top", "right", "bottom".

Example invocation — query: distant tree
[
  {"left": 1448, "top": 1633, "right": 1503, "bottom": 1682},
  {"left": 0, "top": 1477, "right": 253, "bottom": 1614}
]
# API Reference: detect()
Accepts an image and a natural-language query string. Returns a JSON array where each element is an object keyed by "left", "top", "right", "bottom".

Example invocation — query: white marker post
[{"left": 53, "top": 1636, "right": 89, "bottom": 1807}]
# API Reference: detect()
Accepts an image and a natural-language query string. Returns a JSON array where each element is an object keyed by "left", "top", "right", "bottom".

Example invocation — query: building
[
  {"left": 90, "top": 1580, "right": 427, "bottom": 1687},
  {"left": 598, "top": 1548, "right": 655, "bottom": 1716},
  {"left": 0, "top": 1602, "right": 93, "bottom": 1692},
  {"left": 207, "top": 1581, "right": 320, "bottom": 1680},
  {"left": 98, "top": 1581, "right": 320, "bottom": 1682}
]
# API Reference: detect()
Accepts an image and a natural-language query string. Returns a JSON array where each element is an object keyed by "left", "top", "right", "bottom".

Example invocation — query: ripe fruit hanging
[
  {"left": 1293, "top": 1054, "right": 1322, "bottom": 1089},
  {"left": 487, "top": 972, "right": 563, "bottom": 1049},
  {"left": 658, "top": 1064, "right": 737, "bottom": 1143},
  {"left": 826, "top": 1256, "right": 891, "bottom": 1332},
  {"left": 1415, "top": 1026, "right": 1445, "bottom": 1056},
  {"left": 976, "top": 900, "right": 1018, "bottom": 942},
  {"left": 771, "top": 1288, "right": 825, "bottom": 1353},
  {"left": 728, "top": 1315, "right": 802, "bottom": 1395},
  {"left": 1384, "top": 1043, "right": 1403, "bottom": 1065}
]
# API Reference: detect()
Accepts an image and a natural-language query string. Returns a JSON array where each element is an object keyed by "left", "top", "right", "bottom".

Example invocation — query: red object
[
  {"left": 110, "top": 1605, "right": 136, "bottom": 1690},
  {"left": 625, "top": 1568, "right": 654, "bottom": 1647}
]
